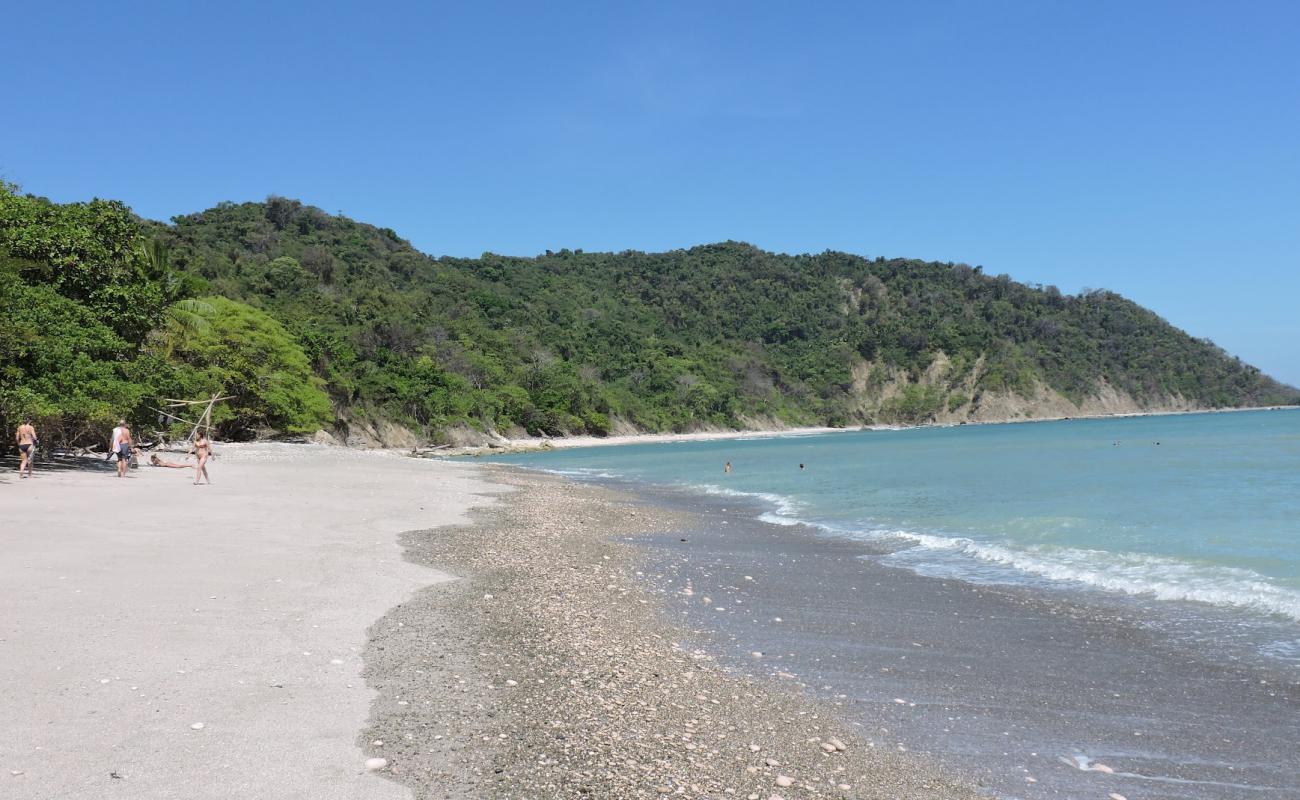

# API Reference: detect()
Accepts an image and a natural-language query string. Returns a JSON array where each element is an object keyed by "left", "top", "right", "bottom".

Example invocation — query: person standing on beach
[
  {"left": 15, "top": 420, "right": 37, "bottom": 478},
  {"left": 110, "top": 420, "right": 133, "bottom": 478},
  {"left": 189, "top": 430, "right": 212, "bottom": 485}
]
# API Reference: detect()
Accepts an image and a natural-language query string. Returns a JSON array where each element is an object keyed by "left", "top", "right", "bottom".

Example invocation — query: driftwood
[{"left": 151, "top": 392, "right": 232, "bottom": 459}]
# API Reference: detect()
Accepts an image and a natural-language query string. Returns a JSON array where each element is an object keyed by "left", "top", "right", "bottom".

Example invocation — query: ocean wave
[
  {"left": 689, "top": 486, "right": 1300, "bottom": 622},
  {"left": 694, "top": 484, "right": 804, "bottom": 518},
  {"left": 532, "top": 466, "right": 622, "bottom": 480},
  {"left": 876, "top": 529, "right": 1300, "bottom": 621}
]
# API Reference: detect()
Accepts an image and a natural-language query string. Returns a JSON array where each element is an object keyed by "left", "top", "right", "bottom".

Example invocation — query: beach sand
[
  {"left": 3, "top": 447, "right": 982, "bottom": 800},
  {"left": 0, "top": 444, "right": 497, "bottom": 800}
]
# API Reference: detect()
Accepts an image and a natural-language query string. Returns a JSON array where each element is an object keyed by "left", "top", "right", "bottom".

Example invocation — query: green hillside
[{"left": 3, "top": 187, "right": 1295, "bottom": 447}]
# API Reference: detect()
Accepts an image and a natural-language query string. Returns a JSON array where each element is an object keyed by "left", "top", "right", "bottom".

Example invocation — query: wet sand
[{"left": 629, "top": 484, "right": 1300, "bottom": 800}]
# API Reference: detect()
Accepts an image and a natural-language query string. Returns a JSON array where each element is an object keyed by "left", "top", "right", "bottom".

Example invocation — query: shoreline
[
  {"left": 432, "top": 404, "right": 1297, "bottom": 457},
  {"left": 619, "top": 480, "right": 1300, "bottom": 799},
  {"left": 363, "top": 468, "right": 981, "bottom": 799}
]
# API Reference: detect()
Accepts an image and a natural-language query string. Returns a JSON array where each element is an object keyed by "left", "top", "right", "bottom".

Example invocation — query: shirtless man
[
  {"left": 15, "top": 420, "right": 37, "bottom": 478},
  {"left": 189, "top": 430, "right": 212, "bottom": 485},
  {"left": 110, "top": 420, "right": 133, "bottom": 478}
]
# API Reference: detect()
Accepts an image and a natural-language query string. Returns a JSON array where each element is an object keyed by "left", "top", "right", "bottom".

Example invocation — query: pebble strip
[{"left": 362, "top": 470, "right": 983, "bottom": 799}]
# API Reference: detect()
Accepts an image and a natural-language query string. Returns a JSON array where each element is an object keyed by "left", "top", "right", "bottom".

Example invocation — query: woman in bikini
[
  {"left": 15, "top": 420, "right": 37, "bottom": 478},
  {"left": 189, "top": 431, "right": 212, "bottom": 485}
]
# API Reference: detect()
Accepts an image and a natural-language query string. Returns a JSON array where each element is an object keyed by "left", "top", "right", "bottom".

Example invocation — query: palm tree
[{"left": 158, "top": 298, "right": 215, "bottom": 357}]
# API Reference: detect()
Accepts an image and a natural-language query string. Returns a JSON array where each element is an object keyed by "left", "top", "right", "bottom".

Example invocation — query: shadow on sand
[{"left": 1, "top": 452, "right": 126, "bottom": 482}]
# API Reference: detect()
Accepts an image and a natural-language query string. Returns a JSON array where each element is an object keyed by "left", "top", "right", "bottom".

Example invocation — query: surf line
[{"left": 1060, "top": 754, "right": 1278, "bottom": 792}]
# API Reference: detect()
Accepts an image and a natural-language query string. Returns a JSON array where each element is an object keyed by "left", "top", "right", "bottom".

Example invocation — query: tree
[{"left": 169, "top": 296, "right": 333, "bottom": 437}]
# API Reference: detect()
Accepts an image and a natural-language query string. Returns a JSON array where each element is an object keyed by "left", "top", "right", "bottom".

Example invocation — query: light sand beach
[
  {"left": 2, "top": 445, "right": 986, "bottom": 800},
  {"left": 432, "top": 405, "right": 1297, "bottom": 458},
  {"left": 1, "top": 444, "right": 497, "bottom": 800}
]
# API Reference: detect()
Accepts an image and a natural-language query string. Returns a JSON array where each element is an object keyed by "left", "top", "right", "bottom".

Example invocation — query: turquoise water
[{"left": 499, "top": 409, "right": 1300, "bottom": 623}]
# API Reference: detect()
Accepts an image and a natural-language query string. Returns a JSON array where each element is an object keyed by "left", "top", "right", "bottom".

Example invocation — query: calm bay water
[{"left": 499, "top": 409, "right": 1300, "bottom": 661}]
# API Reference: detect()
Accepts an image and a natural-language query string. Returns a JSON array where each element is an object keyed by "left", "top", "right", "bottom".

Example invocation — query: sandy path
[{"left": 0, "top": 444, "right": 498, "bottom": 800}]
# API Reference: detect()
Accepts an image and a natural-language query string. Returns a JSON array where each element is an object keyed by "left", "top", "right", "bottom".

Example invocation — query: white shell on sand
[
  {"left": 749, "top": 744, "right": 761, "bottom": 752},
  {"left": 820, "top": 742, "right": 836, "bottom": 753},
  {"left": 364, "top": 757, "right": 388, "bottom": 771},
  {"left": 1109, "top": 794, "right": 1128, "bottom": 800},
  {"left": 828, "top": 737, "right": 846, "bottom": 751},
  {"left": 190, "top": 722, "right": 205, "bottom": 730},
  {"left": 775, "top": 774, "right": 794, "bottom": 787}
]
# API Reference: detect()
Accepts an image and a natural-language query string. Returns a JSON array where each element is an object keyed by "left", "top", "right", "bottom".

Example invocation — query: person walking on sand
[
  {"left": 110, "top": 420, "right": 133, "bottom": 478},
  {"left": 189, "top": 430, "right": 212, "bottom": 485},
  {"left": 15, "top": 420, "right": 37, "bottom": 478}
]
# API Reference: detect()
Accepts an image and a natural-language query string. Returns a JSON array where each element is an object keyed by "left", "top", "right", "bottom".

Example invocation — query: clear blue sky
[{"left": 4, "top": 1, "right": 1298, "bottom": 384}]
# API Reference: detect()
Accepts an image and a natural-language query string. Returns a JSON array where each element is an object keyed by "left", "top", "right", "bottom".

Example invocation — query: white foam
[
  {"left": 690, "top": 482, "right": 1300, "bottom": 622},
  {"left": 695, "top": 484, "right": 804, "bottom": 518},
  {"left": 874, "top": 529, "right": 1300, "bottom": 622},
  {"left": 533, "top": 466, "right": 621, "bottom": 480}
]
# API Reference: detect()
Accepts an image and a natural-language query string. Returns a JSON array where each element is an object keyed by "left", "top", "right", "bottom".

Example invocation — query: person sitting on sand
[
  {"left": 150, "top": 454, "right": 193, "bottom": 469},
  {"left": 15, "top": 420, "right": 37, "bottom": 478},
  {"left": 111, "top": 420, "right": 133, "bottom": 478},
  {"left": 189, "top": 431, "right": 212, "bottom": 485}
]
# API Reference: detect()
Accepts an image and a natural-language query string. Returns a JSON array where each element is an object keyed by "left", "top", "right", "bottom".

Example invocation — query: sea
[
  {"left": 500, "top": 409, "right": 1300, "bottom": 666},
  {"left": 495, "top": 409, "right": 1300, "bottom": 798}
]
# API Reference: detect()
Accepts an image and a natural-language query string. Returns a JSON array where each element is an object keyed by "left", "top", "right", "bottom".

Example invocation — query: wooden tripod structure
[{"left": 150, "top": 392, "right": 233, "bottom": 451}]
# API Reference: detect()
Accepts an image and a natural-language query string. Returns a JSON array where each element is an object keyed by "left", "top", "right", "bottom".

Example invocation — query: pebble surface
[{"left": 362, "top": 470, "right": 981, "bottom": 799}]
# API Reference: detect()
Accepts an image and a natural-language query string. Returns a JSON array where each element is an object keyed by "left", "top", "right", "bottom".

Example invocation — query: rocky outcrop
[{"left": 851, "top": 353, "right": 1204, "bottom": 426}]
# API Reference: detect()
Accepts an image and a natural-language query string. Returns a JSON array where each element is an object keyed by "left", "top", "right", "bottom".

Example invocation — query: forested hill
[
  {"left": 155, "top": 197, "right": 1296, "bottom": 441},
  {"left": 2, "top": 188, "right": 1296, "bottom": 447}
]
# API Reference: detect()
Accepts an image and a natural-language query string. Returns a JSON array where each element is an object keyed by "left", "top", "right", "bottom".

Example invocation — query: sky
[{"left": 4, "top": 1, "right": 1298, "bottom": 384}]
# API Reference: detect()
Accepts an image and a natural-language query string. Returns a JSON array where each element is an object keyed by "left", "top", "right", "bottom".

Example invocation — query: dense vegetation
[
  {"left": 0, "top": 185, "right": 331, "bottom": 447},
  {"left": 2, "top": 187, "right": 1295, "bottom": 448},
  {"left": 156, "top": 197, "right": 1297, "bottom": 437}
]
